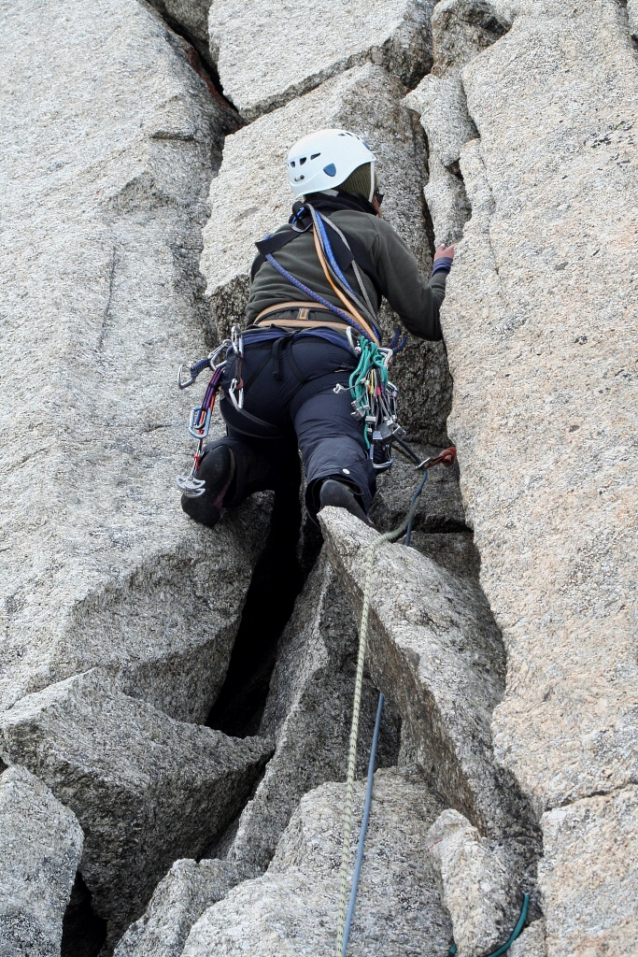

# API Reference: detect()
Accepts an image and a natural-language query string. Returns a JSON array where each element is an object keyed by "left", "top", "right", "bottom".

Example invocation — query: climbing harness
[
  {"left": 256, "top": 203, "right": 409, "bottom": 468},
  {"left": 178, "top": 204, "right": 411, "bottom": 491},
  {"left": 176, "top": 330, "right": 243, "bottom": 496},
  {"left": 335, "top": 446, "right": 456, "bottom": 957}
]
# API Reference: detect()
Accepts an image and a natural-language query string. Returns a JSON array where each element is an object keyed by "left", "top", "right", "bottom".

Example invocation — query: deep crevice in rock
[
  {"left": 61, "top": 873, "right": 107, "bottom": 957},
  {"left": 143, "top": 0, "right": 243, "bottom": 117},
  {"left": 207, "top": 492, "right": 316, "bottom": 737}
]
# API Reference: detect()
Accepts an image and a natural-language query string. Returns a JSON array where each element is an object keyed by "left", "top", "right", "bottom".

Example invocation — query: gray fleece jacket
[{"left": 246, "top": 206, "right": 447, "bottom": 341}]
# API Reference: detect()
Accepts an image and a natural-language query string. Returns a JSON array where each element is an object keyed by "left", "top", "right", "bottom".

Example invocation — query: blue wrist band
[{"left": 432, "top": 256, "right": 453, "bottom": 275}]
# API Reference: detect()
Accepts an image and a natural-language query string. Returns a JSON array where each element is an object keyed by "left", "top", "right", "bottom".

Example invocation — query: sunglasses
[{"left": 373, "top": 190, "right": 384, "bottom": 206}]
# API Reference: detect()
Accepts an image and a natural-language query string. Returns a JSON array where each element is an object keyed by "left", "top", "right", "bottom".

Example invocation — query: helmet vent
[
  {"left": 311, "top": 153, "right": 320, "bottom": 159},
  {"left": 299, "top": 157, "right": 307, "bottom": 165}
]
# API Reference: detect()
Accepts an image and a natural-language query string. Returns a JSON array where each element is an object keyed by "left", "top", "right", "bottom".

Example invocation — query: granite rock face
[
  {"left": 148, "top": 0, "right": 212, "bottom": 48},
  {"left": 319, "top": 507, "right": 538, "bottom": 880},
  {"left": 0, "top": 765, "right": 83, "bottom": 957},
  {"left": 0, "top": 0, "right": 265, "bottom": 725},
  {"left": 114, "top": 858, "right": 246, "bottom": 957},
  {"left": 422, "top": 0, "right": 638, "bottom": 949},
  {"left": 539, "top": 788, "right": 638, "bottom": 957},
  {"left": 209, "top": 0, "right": 435, "bottom": 120},
  {"left": 201, "top": 62, "right": 451, "bottom": 441},
  {"left": 404, "top": 0, "right": 511, "bottom": 245},
  {"left": 0, "top": 671, "right": 271, "bottom": 941},
  {"left": 225, "top": 550, "right": 399, "bottom": 874},
  {"left": 181, "top": 770, "right": 451, "bottom": 957},
  {"left": 510, "top": 921, "right": 546, "bottom": 957},
  {"left": 427, "top": 808, "right": 515, "bottom": 957},
  {"left": 443, "top": 0, "right": 638, "bottom": 818}
]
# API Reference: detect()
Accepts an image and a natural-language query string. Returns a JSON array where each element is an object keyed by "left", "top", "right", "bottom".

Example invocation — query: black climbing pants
[{"left": 201, "top": 330, "right": 376, "bottom": 519}]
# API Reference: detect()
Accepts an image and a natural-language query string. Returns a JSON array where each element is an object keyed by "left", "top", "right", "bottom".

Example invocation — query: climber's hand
[{"left": 434, "top": 243, "right": 456, "bottom": 262}]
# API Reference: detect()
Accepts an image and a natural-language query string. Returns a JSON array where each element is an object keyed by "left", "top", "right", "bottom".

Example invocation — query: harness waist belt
[{"left": 252, "top": 301, "right": 351, "bottom": 334}]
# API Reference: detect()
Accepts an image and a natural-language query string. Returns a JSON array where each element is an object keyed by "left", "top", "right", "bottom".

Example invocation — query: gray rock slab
[
  {"left": 318, "top": 508, "right": 537, "bottom": 874},
  {"left": 181, "top": 769, "right": 451, "bottom": 956},
  {"left": 225, "top": 549, "right": 399, "bottom": 874},
  {"left": 201, "top": 62, "right": 451, "bottom": 442},
  {"left": 509, "top": 920, "right": 546, "bottom": 957},
  {"left": 0, "top": 670, "right": 271, "bottom": 941},
  {"left": 208, "top": 0, "right": 434, "bottom": 120},
  {"left": 427, "top": 808, "right": 516, "bottom": 957},
  {"left": 539, "top": 787, "right": 638, "bottom": 957},
  {"left": 114, "top": 858, "right": 245, "bottom": 957},
  {"left": 403, "top": 0, "right": 511, "bottom": 245},
  {"left": 0, "top": 0, "right": 263, "bottom": 724},
  {"left": 0, "top": 764, "right": 83, "bottom": 957},
  {"left": 442, "top": 0, "right": 638, "bottom": 816}
]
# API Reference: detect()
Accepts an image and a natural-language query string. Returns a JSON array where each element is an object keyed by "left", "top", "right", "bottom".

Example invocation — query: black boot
[
  {"left": 181, "top": 445, "right": 235, "bottom": 528},
  {"left": 318, "top": 479, "right": 373, "bottom": 526}
]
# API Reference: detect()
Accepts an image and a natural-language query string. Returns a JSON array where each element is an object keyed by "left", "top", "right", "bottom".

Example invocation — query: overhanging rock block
[
  {"left": 0, "top": 670, "right": 272, "bottom": 942},
  {"left": 427, "top": 808, "right": 517, "bottom": 957},
  {"left": 114, "top": 858, "right": 246, "bottom": 957},
  {"left": 0, "top": 764, "right": 83, "bottom": 957},
  {"left": 226, "top": 549, "right": 399, "bottom": 875},
  {"left": 319, "top": 507, "right": 536, "bottom": 871},
  {"left": 201, "top": 62, "right": 451, "bottom": 442},
  {"left": 209, "top": 0, "right": 435, "bottom": 121},
  {"left": 181, "top": 769, "right": 451, "bottom": 956},
  {"left": 0, "top": 0, "right": 260, "bottom": 723}
]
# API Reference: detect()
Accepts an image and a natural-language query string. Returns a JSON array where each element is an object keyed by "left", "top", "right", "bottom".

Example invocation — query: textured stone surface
[
  {"left": 539, "top": 787, "right": 638, "bottom": 957},
  {"left": 226, "top": 550, "right": 399, "bottom": 874},
  {"left": 201, "top": 62, "right": 451, "bottom": 442},
  {"left": 148, "top": 0, "right": 211, "bottom": 47},
  {"left": 442, "top": 0, "right": 638, "bottom": 817},
  {"left": 114, "top": 858, "right": 245, "bottom": 957},
  {"left": 319, "top": 508, "right": 538, "bottom": 875},
  {"left": 404, "top": 0, "right": 511, "bottom": 245},
  {"left": 510, "top": 920, "right": 546, "bottom": 957},
  {"left": 0, "top": 765, "right": 83, "bottom": 957},
  {"left": 0, "top": 0, "right": 263, "bottom": 724},
  {"left": 427, "top": 808, "right": 515, "bottom": 957},
  {"left": 209, "top": 0, "right": 434, "bottom": 120},
  {"left": 181, "top": 769, "right": 451, "bottom": 956},
  {"left": 0, "top": 671, "right": 271, "bottom": 940}
]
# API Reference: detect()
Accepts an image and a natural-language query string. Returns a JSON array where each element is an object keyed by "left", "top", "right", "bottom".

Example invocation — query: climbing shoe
[
  {"left": 318, "top": 479, "right": 373, "bottom": 526},
  {"left": 181, "top": 445, "right": 235, "bottom": 528}
]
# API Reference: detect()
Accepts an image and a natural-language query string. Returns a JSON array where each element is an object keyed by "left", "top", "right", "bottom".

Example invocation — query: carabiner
[{"left": 188, "top": 406, "right": 212, "bottom": 439}]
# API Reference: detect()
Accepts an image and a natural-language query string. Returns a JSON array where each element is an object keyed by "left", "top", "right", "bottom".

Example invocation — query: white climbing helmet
[{"left": 286, "top": 129, "right": 376, "bottom": 200}]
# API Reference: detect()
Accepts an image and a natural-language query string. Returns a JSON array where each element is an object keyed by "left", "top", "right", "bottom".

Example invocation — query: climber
[{"left": 180, "top": 128, "right": 455, "bottom": 528}]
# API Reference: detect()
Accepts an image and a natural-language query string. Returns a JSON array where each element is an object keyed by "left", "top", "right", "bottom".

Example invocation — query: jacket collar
[{"left": 290, "top": 191, "right": 377, "bottom": 223}]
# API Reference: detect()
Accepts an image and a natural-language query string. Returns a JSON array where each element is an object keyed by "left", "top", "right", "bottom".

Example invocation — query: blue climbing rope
[
  {"left": 341, "top": 692, "right": 384, "bottom": 956},
  {"left": 339, "top": 468, "right": 429, "bottom": 956}
]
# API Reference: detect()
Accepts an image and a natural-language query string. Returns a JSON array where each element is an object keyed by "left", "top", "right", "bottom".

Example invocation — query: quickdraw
[{"left": 176, "top": 327, "right": 243, "bottom": 497}]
